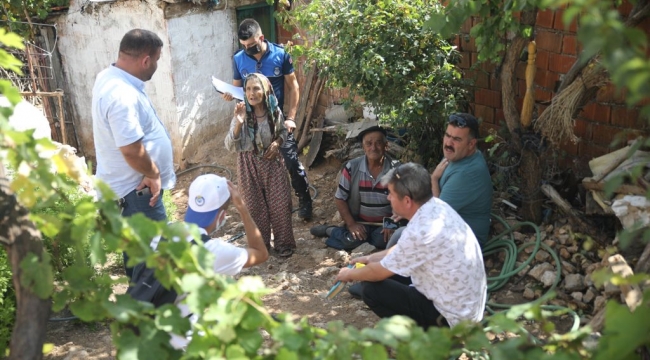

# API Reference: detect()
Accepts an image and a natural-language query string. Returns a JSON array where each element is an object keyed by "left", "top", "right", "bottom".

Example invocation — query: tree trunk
[
  {"left": 0, "top": 178, "right": 50, "bottom": 360},
  {"left": 519, "top": 147, "right": 543, "bottom": 223}
]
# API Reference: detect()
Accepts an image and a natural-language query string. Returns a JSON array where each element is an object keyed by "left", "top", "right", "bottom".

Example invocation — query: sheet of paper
[{"left": 211, "top": 76, "right": 244, "bottom": 101}]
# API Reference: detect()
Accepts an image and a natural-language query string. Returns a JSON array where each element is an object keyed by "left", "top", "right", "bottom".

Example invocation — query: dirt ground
[{"left": 43, "top": 142, "right": 576, "bottom": 359}]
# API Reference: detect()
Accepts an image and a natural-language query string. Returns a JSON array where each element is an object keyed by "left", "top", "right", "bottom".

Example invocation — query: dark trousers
[
  {"left": 325, "top": 225, "right": 386, "bottom": 250},
  {"left": 120, "top": 188, "right": 167, "bottom": 279},
  {"left": 279, "top": 133, "right": 309, "bottom": 196},
  {"left": 360, "top": 275, "right": 449, "bottom": 329}
]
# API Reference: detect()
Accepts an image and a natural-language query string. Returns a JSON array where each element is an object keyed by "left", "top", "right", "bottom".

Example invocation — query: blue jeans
[
  {"left": 120, "top": 188, "right": 167, "bottom": 278},
  {"left": 325, "top": 225, "right": 386, "bottom": 251}
]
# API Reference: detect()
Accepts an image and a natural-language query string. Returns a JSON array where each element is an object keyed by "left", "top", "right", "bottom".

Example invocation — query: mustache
[{"left": 444, "top": 146, "right": 454, "bottom": 152}]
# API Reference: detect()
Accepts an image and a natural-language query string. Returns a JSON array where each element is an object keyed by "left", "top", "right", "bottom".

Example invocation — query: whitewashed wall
[
  {"left": 53, "top": 0, "right": 240, "bottom": 164},
  {"left": 167, "top": 9, "right": 239, "bottom": 160}
]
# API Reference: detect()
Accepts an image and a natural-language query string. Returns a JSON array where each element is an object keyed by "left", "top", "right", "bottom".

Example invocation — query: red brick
[
  {"left": 562, "top": 35, "right": 578, "bottom": 55},
  {"left": 474, "top": 104, "right": 496, "bottom": 124},
  {"left": 516, "top": 62, "right": 527, "bottom": 79},
  {"left": 592, "top": 124, "right": 623, "bottom": 146},
  {"left": 559, "top": 140, "right": 579, "bottom": 156},
  {"left": 479, "top": 121, "right": 500, "bottom": 137},
  {"left": 490, "top": 75, "right": 501, "bottom": 91},
  {"left": 475, "top": 88, "right": 502, "bottom": 108},
  {"left": 597, "top": 83, "right": 627, "bottom": 104},
  {"left": 581, "top": 103, "right": 612, "bottom": 124},
  {"left": 611, "top": 106, "right": 642, "bottom": 128},
  {"left": 495, "top": 109, "right": 505, "bottom": 123},
  {"left": 534, "top": 88, "right": 553, "bottom": 102},
  {"left": 536, "top": 30, "right": 563, "bottom": 53},
  {"left": 548, "top": 53, "right": 577, "bottom": 73},
  {"left": 536, "top": 50, "right": 549, "bottom": 70},
  {"left": 618, "top": 1, "right": 634, "bottom": 17},
  {"left": 518, "top": 79, "right": 527, "bottom": 97},
  {"left": 541, "top": 71, "right": 560, "bottom": 91},
  {"left": 578, "top": 142, "right": 609, "bottom": 159},
  {"left": 639, "top": 17, "right": 650, "bottom": 34},
  {"left": 458, "top": 52, "right": 471, "bottom": 69},
  {"left": 554, "top": 10, "right": 578, "bottom": 32},
  {"left": 471, "top": 52, "right": 478, "bottom": 67},
  {"left": 461, "top": 18, "right": 472, "bottom": 33},
  {"left": 465, "top": 69, "right": 489, "bottom": 88},
  {"left": 463, "top": 36, "right": 477, "bottom": 52},
  {"left": 574, "top": 118, "right": 591, "bottom": 139},
  {"left": 452, "top": 35, "right": 461, "bottom": 48},
  {"left": 516, "top": 97, "right": 524, "bottom": 112},
  {"left": 537, "top": 9, "right": 555, "bottom": 28}
]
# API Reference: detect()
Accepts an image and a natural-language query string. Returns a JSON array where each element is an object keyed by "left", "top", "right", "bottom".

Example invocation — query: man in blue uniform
[{"left": 222, "top": 19, "right": 312, "bottom": 220}]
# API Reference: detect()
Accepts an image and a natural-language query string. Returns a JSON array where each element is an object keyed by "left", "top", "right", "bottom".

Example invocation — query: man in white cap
[{"left": 129, "top": 174, "right": 269, "bottom": 349}]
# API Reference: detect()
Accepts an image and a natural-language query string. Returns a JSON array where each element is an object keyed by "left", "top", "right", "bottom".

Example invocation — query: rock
[
  {"left": 313, "top": 208, "right": 326, "bottom": 218},
  {"left": 528, "top": 262, "right": 554, "bottom": 281},
  {"left": 567, "top": 245, "right": 579, "bottom": 254},
  {"left": 514, "top": 232, "right": 526, "bottom": 242},
  {"left": 311, "top": 249, "right": 329, "bottom": 263},
  {"left": 593, "top": 296, "right": 607, "bottom": 314},
  {"left": 64, "top": 349, "right": 89, "bottom": 360},
  {"left": 603, "top": 282, "right": 621, "bottom": 297},
  {"left": 583, "top": 288, "right": 597, "bottom": 303},
  {"left": 543, "top": 239, "right": 556, "bottom": 248},
  {"left": 585, "top": 263, "right": 602, "bottom": 275},
  {"left": 540, "top": 271, "right": 557, "bottom": 287},
  {"left": 523, "top": 287, "right": 536, "bottom": 299},
  {"left": 516, "top": 263, "right": 530, "bottom": 277},
  {"left": 564, "top": 274, "right": 586, "bottom": 291},
  {"left": 334, "top": 250, "right": 350, "bottom": 262},
  {"left": 355, "top": 309, "right": 370, "bottom": 317},
  {"left": 545, "top": 224, "right": 554, "bottom": 233},
  {"left": 350, "top": 243, "right": 376, "bottom": 257},
  {"left": 315, "top": 266, "right": 339, "bottom": 277},
  {"left": 559, "top": 247, "right": 571, "bottom": 260},
  {"left": 571, "top": 292, "right": 583, "bottom": 302},
  {"left": 535, "top": 250, "right": 550, "bottom": 262},
  {"left": 331, "top": 212, "right": 342, "bottom": 223},
  {"left": 484, "top": 258, "right": 493, "bottom": 269},
  {"left": 561, "top": 261, "right": 577, "bottom": 276},
  {"left": 557, "top": 234, "right": 570, "bottom": 245}
]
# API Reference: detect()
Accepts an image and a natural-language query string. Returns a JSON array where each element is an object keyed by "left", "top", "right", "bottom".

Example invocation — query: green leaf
[
  {"left": 362, "top": 343, "right": 388, "bottom": 359},
  {"left": 155, "top": 304, "right": 190, "bottom": 333},
  {"left": 276, "top": 348, "right": 299, "bottom": 360},
  {"left": 19, "top": 252, "right": 53, "bottom": 298},
  {"left": 594, "top": 291, "right": 650, "bottom": 360}
]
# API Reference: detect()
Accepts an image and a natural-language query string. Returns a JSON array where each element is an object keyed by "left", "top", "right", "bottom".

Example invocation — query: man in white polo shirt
[
  {"left": 92, "top": 29, "right": 176, "bottom": 278},
  {"left": 334, "top": 163, "right": 487, "bottom": 328}
]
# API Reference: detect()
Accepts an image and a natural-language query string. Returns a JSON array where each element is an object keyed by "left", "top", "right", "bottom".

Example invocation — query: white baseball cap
[{"left": 184, "top": 174, "right": 230, "bottom": 227}]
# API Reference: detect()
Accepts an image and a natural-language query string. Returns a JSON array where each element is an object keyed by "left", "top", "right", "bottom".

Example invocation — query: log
[
  {"left": 297, "top": 76, "right": 326, "bottom": 151},
  {"left": 0, "top": 178, "right": 51, "bottom": 360},
  {"left": 295, "top": 64, "right": 316, "bottom": 143},
  {"left": 582, "top": 179, "right": 647, "bottom": 195}
]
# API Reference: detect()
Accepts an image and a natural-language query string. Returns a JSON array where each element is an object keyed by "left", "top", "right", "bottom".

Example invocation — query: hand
[
  {"left": 227, "top": 181, "right": 245, "bottom": 209},
  {"left": 136, "top": 175, "right": 161, "bottom": 207},
  {"left": 284, "top": 119, "right": 296, "bottom": 133},
  {"left": 431, "top": 158, "right": 449, "bottom": 181},
  {"left": 381, "top": 228, "right": 395, "bottom": 243},
  {"left": 347, "top": 222, "right": 367, "bottom": 241},
  {"left": 351, "top": 256, "right": 369, "bottom": 265},
  {"left": 263, "top": 141, "right": 280, "bottom": 160},
  {"left": 222, "top": 92, "right": 234, "bottom": 102},
  {"left": 391, "top": 214, "right": 404, "bottom": 222},
  {"left": 234, "top": 102, "right": 246, "bottom": 126},
  {"left": 335, "top": 267, "right": 354, "bottom": 283}
]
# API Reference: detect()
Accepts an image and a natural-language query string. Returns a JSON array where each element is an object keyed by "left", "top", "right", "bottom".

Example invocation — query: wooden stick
[
  {"left": 295, "top": 64, "right": 316, "bottom": 143},
  {"left": 593, "top": 144, "right": 635, "bottom": 182},
  {"left": 520, "top": 41, "right": 536, "bottom": 129},
  {"left": 56, "top": 93, "right": 66, "bottom": 144},
  {"left": 582, "top": 179, "right": 647, "bottom": 195}
]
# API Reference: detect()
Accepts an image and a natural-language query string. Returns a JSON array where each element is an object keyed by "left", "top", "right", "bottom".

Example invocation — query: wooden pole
[
  {"left": 56, "top": 92, "right": 66, "bottom": 144},
  {"left": 521, "top": 41, "right": 536, "bottom": 129}
]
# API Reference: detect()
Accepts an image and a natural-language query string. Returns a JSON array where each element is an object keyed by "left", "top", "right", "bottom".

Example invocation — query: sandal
[{"left": 276, "top": 248, "right": 294, "bottom": 258}]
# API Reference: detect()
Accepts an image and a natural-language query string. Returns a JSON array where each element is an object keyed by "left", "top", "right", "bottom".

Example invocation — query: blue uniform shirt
[{"left": 232, "top": 40, "right": 294, "bottom": 109}]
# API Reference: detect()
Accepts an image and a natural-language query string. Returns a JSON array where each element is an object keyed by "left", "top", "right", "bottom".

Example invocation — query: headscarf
[{"left": 242, "top": 73, "right": 282, "bottom": 155}]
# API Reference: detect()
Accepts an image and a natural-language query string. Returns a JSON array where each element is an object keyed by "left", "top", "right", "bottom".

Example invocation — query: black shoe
[
  {"left": 310, "top": 224, "right": 331, "bottom": 238},
  {"left": 348, "top": 282, "right": 363, "bottom": 299},
  {"left": 298, "top": 194, "right": 313, "bottom": 220}
]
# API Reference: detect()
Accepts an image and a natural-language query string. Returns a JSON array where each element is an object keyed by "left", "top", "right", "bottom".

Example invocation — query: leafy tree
[
  {"left": 2, "top": 0, "right": 70, "bottom": 38},
  {"left": 284, "top": 0, "right": 469, "bottom": 168}
]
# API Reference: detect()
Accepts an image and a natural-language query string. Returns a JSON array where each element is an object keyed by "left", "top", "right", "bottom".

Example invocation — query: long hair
[{"left": 242, "top": 73, "right": 282, "bottom": 155}]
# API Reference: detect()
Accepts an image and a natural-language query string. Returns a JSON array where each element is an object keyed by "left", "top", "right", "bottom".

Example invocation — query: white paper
[{"left": 211, "top": 76, "right": 244, "bottom": 101}]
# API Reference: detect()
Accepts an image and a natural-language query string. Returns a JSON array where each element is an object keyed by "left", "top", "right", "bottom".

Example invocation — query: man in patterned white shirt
[{"left": 335, "top": 162, "right": 487, "bottom": 328}]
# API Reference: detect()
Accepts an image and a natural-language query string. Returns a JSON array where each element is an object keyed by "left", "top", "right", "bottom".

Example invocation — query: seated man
[
  {"left": 128, "top": 174, "right": 269, "bottom": 349},
  {"left": 335, "top": 163, "right": 487, "bottom": 329},
  {"left": 310, "top": 126, "right": 399, "bottom": 250},
  {"left": 387, "top": 113, "right": 493, "bottom": 248}
]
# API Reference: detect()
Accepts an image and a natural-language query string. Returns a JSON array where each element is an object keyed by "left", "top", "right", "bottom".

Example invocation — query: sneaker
[
  {"left": 310, "top": 224, "right": 331, "bottom": 238},
  {"left": 298, "top": 194, "right": 313, "bottom": 220}
]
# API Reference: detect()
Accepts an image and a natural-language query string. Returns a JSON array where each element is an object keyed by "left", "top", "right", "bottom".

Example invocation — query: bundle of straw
[{"left": 534, "top": 60, "right": 609, "bottom": 145}]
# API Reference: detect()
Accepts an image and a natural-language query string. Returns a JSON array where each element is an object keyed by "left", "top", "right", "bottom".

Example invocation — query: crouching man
[{"left": 334, "top": 163, "right": 487, "bottom": 328}]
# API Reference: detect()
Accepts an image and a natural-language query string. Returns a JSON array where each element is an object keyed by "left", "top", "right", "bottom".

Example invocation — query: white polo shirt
[
  {"left": 381, "top": 197, "right": 487, "bottom": 327},
  {"left": 92, "top": 65, "right": 176, "bottom": 198}
]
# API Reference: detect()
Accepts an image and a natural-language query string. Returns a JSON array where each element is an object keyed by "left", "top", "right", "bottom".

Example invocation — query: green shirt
[{"left": 439, "top": 151, "right": 493, "bottom": 245}]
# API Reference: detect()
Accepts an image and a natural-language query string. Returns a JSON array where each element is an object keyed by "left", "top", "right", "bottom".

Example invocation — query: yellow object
[{"left": 354, "top": 263, "right": 366, "bottom": 268}]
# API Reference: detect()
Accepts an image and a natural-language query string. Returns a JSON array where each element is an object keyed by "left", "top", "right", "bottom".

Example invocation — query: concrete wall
[
  {"left": 54, "top": 0, "right": 181, "bottom": 162},
  {"left": 167, "top": 9, "right": 239, "bottom": 162},
  {"left": 53, "top": 0, "right": 246, "bottom": 165}
]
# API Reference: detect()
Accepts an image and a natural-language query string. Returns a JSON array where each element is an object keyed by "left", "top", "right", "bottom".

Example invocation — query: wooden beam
[{"left": 582, "top": 179, "right": 647, "bottom": 195}]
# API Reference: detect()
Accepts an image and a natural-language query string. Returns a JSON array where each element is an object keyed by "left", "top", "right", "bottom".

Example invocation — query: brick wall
[{"left": 455, "top": 6, "right": 650, "bottom": 161}]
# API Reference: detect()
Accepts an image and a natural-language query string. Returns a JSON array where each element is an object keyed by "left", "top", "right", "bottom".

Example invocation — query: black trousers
[
  {"left": 279, "top": 133, "right": 309, "bottom": 196},
  {"left": 360, "top": 275, "right": 449, "bottom": 329}
]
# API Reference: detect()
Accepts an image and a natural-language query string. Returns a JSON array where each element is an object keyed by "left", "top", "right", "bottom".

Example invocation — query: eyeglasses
[
  {"left": 393, "top": 164, "right": 414, "bottom": 200},
  {"left": 447, "top": 114, "right": 467, "bottom": 128}
]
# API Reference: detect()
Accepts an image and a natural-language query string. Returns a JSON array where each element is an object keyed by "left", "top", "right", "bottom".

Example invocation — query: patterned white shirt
[{"left": 380, "top": 197, "right": 487, "bottom": 327}]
